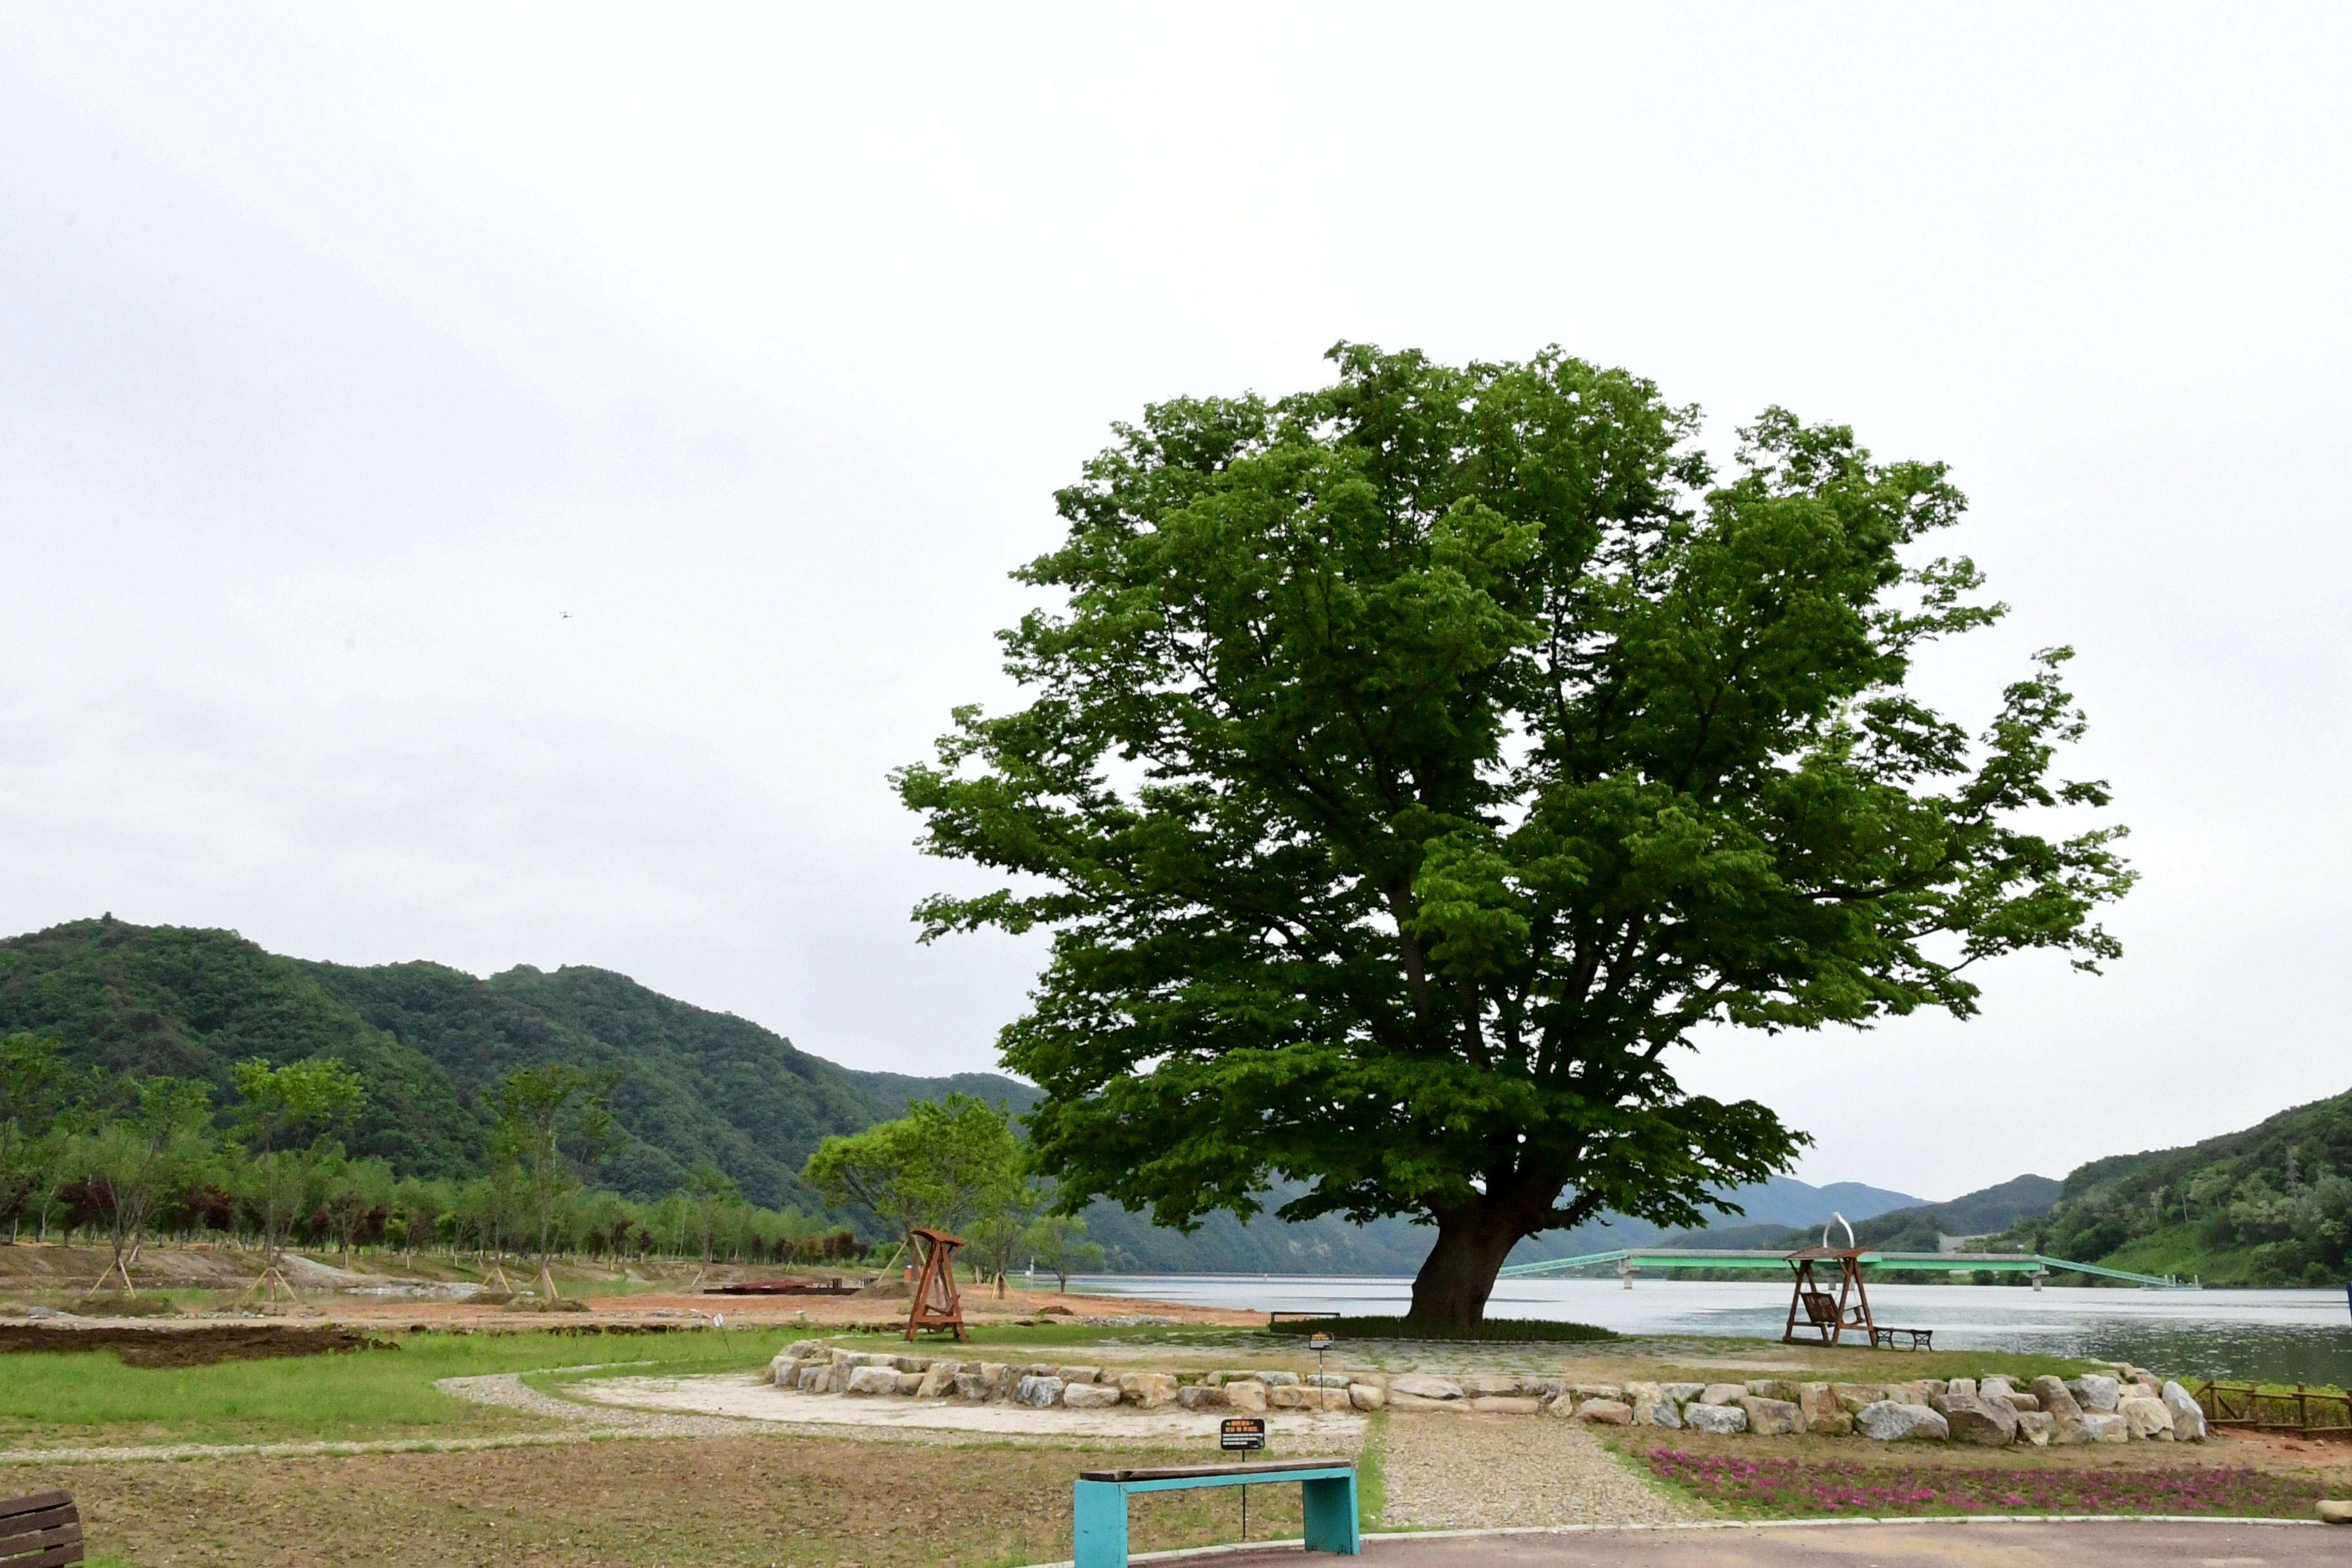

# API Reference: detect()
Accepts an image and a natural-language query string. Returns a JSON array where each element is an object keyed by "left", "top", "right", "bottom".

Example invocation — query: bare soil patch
[
  {"left": 19, "top": 1432, "right": 1330, "bottom": 1566},
  {"left": 0, "top": 1322, "right": 387, "bottom": 1367}
]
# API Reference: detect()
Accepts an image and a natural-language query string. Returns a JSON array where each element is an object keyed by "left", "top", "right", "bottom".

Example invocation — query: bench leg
[
  {"left": 1073, "top": 1480, "right": 1129, "bottom": 1568},
  {"left": 1302, "top": 1475, "right": 1360, "bottom": 1555}
]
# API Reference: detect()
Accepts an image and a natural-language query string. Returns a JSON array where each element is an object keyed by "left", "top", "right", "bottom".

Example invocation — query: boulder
[
  {"left": 894, "top": 1371, "right": 925, "bottom": 1395},
  {"left": 915, "top": 1366, "right": 956, "bottom": 1399},
  {"left": 1830, "top": 1382, "right": 1883, "bottom": 1415},
  {"left": 2161, "top": 1381, "right": 2208, "bottom": 1442},
  {"left": 2119, "top": 1396, "right": 2175, "bottom": 1441},
  {"left": 1064, "top": 1383, "right": 1122, "bottom": 1410},
  {"left": 1348, "top": 1383, "right": 1386, "bottom": 1412},
  {"left": 767, "top": 1353, "right": 796, "bottom": 1385},
  {"left": 1799, "top": 1384, "right": 1853, "bottom": 1436},
  {"left": 1224, "top": 1380, "right": 1269, "bottom": 1414},
  {"left": 951, "top": 1373, "right": 992, "bottom": 1402},
  {"left": 1178, "top": 1385, "right": 1228, "bottom": 1411},
  {"left": 1921, "top": 1379, "right": 1948, "bottom": 1398},
  {"left": 1857, "top": 1401, "right": 1949, "bottom": 1442},
  {"left": 1736, "top": 1396, "right": 1801, "bottom": 1437},
  {"left": 2067, "top": 1375, "right": 2121, "bottom": 1412},
  {"left": 2003, "top": 1392, "right": 2041, "bottom": 1412},
  {"left": 1684, "top": 1402, "right": 1749, "bottom": 1435},
  {"left": 1259, "top": 1370, "right": 1303, "bottom": 1387},
  {"left": 1745, "top": 1379, "right": 1800, "bottom": 1403},
  {"left": 1270, "top": 1386, "right": 1321, "bottom": 1409},
  {"left": 2031, "top": 1376, "right": 2084, "bottom": 1420},
  {"left": 1119, "top": 1373, "right": 1179, "bottom": 1409},
  {"left": 2317, "top": 1500, "right": 2352, "bottom": 1525},
  {"left": 1576, "top": 1398, "right": 1634, "bottom": 1426},
  {"left": 1660, "top": 1382, "right": 1706, "bottom": 1404},
  {"left": 1977, "top": 1375, "right": 2015, "bottom": 1398},
  {"left": 1305, "top": 1374, "right": 1350, "bottom": 1389},
  {"left": 1569, "top": 1384, "right": 1625, "bottom": 1402},
  {"left": 1543, "top": 1394, "right": 1578, "bottom": 1418},
  {"left": 2081, "top": 1412, "right": 2130, "bottom": 1444},
  {"left": 1386, "top": 1392, "right": 1464, "bottom": 1412},
  {"left": 1460, "top": 1375, "right": 1521, "bottom": 1397},
  {"left": 795, "top": 1364, "right": 825, "bottom": 1392},
  {"left": 2015, "top": 1411, "right": 2056, "bottom": 1446},
  {"left": 1936, "top": 1395, "right": 2018, "bottom": 1447},
  {"left": 846, "top": 1365, "right": 901, "bottom": 1396},
  {"left": 982, "top": 1363, "right": 1012, "bottom": 1399},
  {"left": 1471, "top": 1395, "right": 1545, "bottom": 1415},
  {"left": 1389, "top": 1374, "right": 1464, "bottom": 1400},
  {"left": 1628, "top": 1384, "right": 1682, "bottom": 1429},
  {"left": 1015, "top": 1375, "right": 1064, "bottom": 1409},
  {"left": 1944, "top": 1377, "right": 1977, "bottom": 1400},
  {"left": 1698, "top": 1383, "right": 1745, "bottom": 1407},
  {"left": 1056, "top": 1366, "right": 1101, "bottom": 1385}
]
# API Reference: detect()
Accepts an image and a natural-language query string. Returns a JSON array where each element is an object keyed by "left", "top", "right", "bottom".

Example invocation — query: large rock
[
  {"left": 1977, "top": 1375, "right": 2015, "bottom": 1399},
  {"left": 846, "top": 1365, "right": 902, "bottom": 1396},
  {"left": 1386, "top": 1392, "right": 1464, "bottom": 1412},
  {"left": 795, "top": 1364, "right": 825, "bottom": 1392},
  {"left": 1306, "top": 1374, "right": 1350, "bottom": 1389},
  {"left": 893, "top": 1371, "right": 924, "bottom": 1395},
  {"left": 1389, "top": 1375, "right": 1464, "bottom": 1400},
  {"left": 952, "top": 1373, "right": 992, "bottom": 1401},
  {"left": 2067, "top": 1375, "right": 2122, "bottom": 1412},
  {"left": 1015, "top": 1375, "right": 1064, "bottom": 1408},
  {"left": 2119, "top": 1396, "right": 2175, "bottom": 1440},
  {"left": 1471, "top": 1395, "right": 1545, "bottom": 1415},
  {"left": 2161, "top": 1381, "right": 2208, "bottom": 1442},
  {"left": 1738, "top": 1396, "right": 1802, "bottom": 1437},
  {"left": 1459, "top": 1375, "right": 1522, "bottom": 1397},
  {"left": 1348, "top": 1383, "right": 1386, "bottom": 1413},
  {"left": 1698, "top": 1384, "right": 1745, "bottom": 1407},
  {"left": 1569, "top": 1384, "right": 1625, "bottom": 1402},
  {"left": 1830, "top": 1382, "right": 1883, "bottom": 1415},
  {"left": 2032, "top": 1376, "right": 2086, "bottom": 1423},
  {"left": 2015, "top": 1411, "right": 2056, "bottom": 1446},
  {"left": 983, "top": 1363, "right": 1013, "bottom": 1400},
  {"left": 1857, "top": 1401, "right": 1949, "bottom": 1442},
  {"left": 1660, "top": 1382, "right": 1706, "bottom": 1404},
  {"left": 1259, "top": 1370, "right": 1303, "bottom": 1387},
  {"left": 1178, "top": 1384, "right": 1228, "bottom": 1411},
  {"left": 1627, "top": 1383, "right": 1683, "bottom": 1429},
  {"left": 1224, "top": 1380, "right": 1269, "bottom": 1414},
  {"left": 2081, "top": 1412, "right": 2130, "bottom": 1444},
  {"left": 1944, "top": 1377, "right": 1977, "bottom": 1400},
  {"left": 1064, "top": 1383, "right": 1122, "bottom": 1409},
  {"left": 1119, "top": 1373, "right": 1179, "bottom": 1409},
  {"left": 1936, "top": 1395, "right": 2018, "bottom": 1447},
  {"left": 915, "top": 1366, "right": 956, "bottom": 1399},
  {"left": 768, "top": 1353, "right": 798, "bottom": 1385},
  {"left": 1056, "top": 1366, "right": 1102, "bottom": 1385},
  {"left": 1684, "top": 1402, "right": 1749, "bottom": 1435},
  {"left": 1575, "top": 1398, "right": 1634, "bottom": 1426},
  {"left": 2003, "top": 1392, "right": 2041, "bottom": 1411},
  {"left": 1799, "top": 1384, "right": 1853, "bottom": 1436},
  {"left": 1745, "top": 1379, "right": 1801, "bottom": 1403}
]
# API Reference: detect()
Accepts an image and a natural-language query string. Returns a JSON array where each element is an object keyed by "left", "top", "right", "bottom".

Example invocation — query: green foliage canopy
[
  {"left": 897, "top": 344, "right": 2135, "bottom": 1323},
  {"left": 802, "top": 1093, "right": 1024, "bottom": 1248}
]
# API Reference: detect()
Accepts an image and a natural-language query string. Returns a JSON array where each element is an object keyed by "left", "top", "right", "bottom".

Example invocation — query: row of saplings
[{"left": 767, "top": 1342, "right": 2203, "bottom": 1447}]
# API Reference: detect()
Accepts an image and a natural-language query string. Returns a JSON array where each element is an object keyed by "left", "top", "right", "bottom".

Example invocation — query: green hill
[
  {"left": 0, "top": 918, "right": 1030, "bottom": 1211},
  {"left": 1660, "top": 1173, "right": 2064, "bottom": 1254}
]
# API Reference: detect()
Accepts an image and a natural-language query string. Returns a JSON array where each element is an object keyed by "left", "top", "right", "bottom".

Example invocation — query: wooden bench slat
[
  {"left": 0, "top": 1522, "right": 84, "bottom": 1559},
  {"left": 1079, "top": 1461, "right": 1351, "bottom": 1483},
  {"left": 0, "top": 1508, "right": 78, "bottom": 1546},
  {"left": 0, "top": 1500, "right": 66, "bottom": 1526},
  {"left": 5, "top": 1544, "right": 85, "bottom": 1568}
]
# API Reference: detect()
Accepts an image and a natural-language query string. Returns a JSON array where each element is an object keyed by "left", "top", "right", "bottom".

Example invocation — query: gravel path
[
  {"left": 433, "top": 1369, "right": 768, "bottom": 1437},
  {"left": 1380, "top": 1414, "right": 1694, "bottom": 1529}
]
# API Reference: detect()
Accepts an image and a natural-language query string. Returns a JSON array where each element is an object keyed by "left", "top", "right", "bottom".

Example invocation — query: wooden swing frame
[{"left": 905, "top": 1226, "right": 968, "bottom": 1342}]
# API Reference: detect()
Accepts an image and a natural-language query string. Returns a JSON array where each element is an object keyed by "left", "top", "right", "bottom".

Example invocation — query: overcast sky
[{"left": 4, "top": 5, "right": 2346, "bottom": 1202}]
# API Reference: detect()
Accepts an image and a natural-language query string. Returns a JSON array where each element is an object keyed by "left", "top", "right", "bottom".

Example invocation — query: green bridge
[{"left": 1496, "top": 1248, "right": 2197, "bottom": 1289}]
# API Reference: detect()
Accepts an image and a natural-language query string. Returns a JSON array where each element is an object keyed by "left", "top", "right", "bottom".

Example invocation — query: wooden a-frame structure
[
  {"left": 905, "top": 1226, "right": 968, "bottom": 1342},
  {"left": 1782, "top": 1211, "right": 1880, "bottom": 1348}
]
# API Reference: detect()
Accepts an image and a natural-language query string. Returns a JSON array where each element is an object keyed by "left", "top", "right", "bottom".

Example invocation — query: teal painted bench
[{"left": 1073, "top": 1462, "right": 1358, "bottom": 1567}]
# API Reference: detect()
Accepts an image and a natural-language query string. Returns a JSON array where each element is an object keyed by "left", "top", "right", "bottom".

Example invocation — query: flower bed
[{"left": 1642, "top": 1447, "right": 2328, "bottom": 1519}]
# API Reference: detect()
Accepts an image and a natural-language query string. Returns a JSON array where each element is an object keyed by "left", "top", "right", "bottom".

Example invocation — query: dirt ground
[{"left": 13, "top": 1431, "right": 1326, "bottom": 1567}]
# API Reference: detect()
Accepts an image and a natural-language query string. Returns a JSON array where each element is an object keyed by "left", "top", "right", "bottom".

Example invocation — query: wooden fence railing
[{"left": 2191, "top": 1380, "right": 2352, "bottom": 1436}]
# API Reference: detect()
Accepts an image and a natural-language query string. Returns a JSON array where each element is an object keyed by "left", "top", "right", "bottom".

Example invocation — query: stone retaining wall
[{"left": 765, "top": 1342, "right": 2207, "bottom": 1449}]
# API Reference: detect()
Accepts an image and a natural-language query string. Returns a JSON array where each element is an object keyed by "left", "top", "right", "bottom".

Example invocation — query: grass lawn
[
  {"left": 19, "top": 1430, "right": 1353, "bottom": 1567},
  {"left": 0, "top": 1328, "right": 799, "bottom": 1451}
]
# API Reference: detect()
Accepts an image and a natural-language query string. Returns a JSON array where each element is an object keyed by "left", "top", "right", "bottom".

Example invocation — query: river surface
[{"left": 1071, "top": 1273, "right": 2352, "bottom": 1386}]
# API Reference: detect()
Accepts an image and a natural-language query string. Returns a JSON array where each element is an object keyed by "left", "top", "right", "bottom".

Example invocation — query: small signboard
[
  {"left": 1220, "top": 1416, "right": 1267, "bottom": 1451},
  {"left": 1306, "top": 1331, "right": 1333, "bottom": 1351}
]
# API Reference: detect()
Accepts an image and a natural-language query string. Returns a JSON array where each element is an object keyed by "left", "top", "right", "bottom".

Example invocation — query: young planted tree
[
  {"left": 485, "top": 1064, "right": 619, "bottom": 1302},
  {"left": 230, "top": 1056, "right": 363, "bottom": 1298},
  {"left": 802, "top": 1095, "right": 1024, "bottom": 1260},
  {"left": 968, "top": 1176, "right": 1043, "bottom": 1297},
  {"left": 681, "top": 1161, "right": 741, "bottom": 1268},
  {"left": 897, "top": 344, "right": 2134, "bottom": 1326},
  {"left": 79, "top": 1075, "right": 214, "bottom": 1295},
  {"left": 1021, "top": 1213, "right": 1104, "bottom": 1293},
  {"left": 0, "top": 1035, "right": 70, "bottom": 1244}
]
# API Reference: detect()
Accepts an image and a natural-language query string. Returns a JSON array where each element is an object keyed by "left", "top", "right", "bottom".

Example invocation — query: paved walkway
[{"left": 1178, "top": 1518, "right": 2343, "bottom": 1567}]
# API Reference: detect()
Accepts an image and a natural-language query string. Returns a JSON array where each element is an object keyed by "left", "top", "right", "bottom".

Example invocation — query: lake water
[{"left": 1072, "top": 1273, "right": 2352, "bottom": 1387}]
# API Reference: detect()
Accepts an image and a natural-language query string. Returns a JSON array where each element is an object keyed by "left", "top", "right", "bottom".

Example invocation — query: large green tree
[{"left": 897, "top": 344, "right": 2133, "bottom": 1326}]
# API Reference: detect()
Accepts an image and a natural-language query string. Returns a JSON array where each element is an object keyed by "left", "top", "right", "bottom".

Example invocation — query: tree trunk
[{"left": 1406, "top": 1201, "right": 1527, "bottom": 1328}]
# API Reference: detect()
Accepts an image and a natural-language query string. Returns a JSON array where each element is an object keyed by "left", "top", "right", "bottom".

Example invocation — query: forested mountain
[
  {"left": 1974, "top": 1088, "right": 2352, "bottom": 1286},
  {"left": 0, "top": 919, "right": 1026, "bottom": 1210},
  {"left": 1655, "top": 1173, "right": 2063, "bottom": 1253}
]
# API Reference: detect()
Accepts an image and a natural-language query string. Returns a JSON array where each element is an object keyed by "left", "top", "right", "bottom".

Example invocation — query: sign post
[
  {"left": 1220, "top": 1416, "right": 1266, "bottom": 1540},
  {"left": 1308, "top": 1331, "right": 1334, "bottom": 1411}
]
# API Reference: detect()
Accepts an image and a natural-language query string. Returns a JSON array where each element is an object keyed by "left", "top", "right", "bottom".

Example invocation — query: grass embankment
[{"left": 0, "top": 1328, "right": 781, "bottom": 1451}]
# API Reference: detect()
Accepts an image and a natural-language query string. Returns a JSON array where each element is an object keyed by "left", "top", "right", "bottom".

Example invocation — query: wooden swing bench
[
  {"left": 1, "top": 1490, "right": 84, "bottom": 1567},
  {"left": 1782, "top": 1224, "right": 1932, "bottom": 1351}
]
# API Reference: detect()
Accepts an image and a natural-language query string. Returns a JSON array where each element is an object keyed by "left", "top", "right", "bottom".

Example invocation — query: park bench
[
  {"left": 0, "top": 1490, "right": 84, "bottom": 1567},
  {"left": 1870, "top": 1326, "right": 1935, "bottom": 1351},
  {"left": 1074, "top": 1461, "right": 1358, "bottom": 1567}
]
